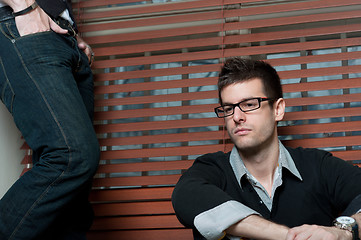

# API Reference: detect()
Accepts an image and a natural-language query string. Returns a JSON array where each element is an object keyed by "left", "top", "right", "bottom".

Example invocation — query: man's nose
[{"left": 233, "top": 106, "right": 246, "bottom": 122}]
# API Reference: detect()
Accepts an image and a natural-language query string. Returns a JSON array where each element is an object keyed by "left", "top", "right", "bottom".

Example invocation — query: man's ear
[{"left": 274, "top": 98, "right": 285, "bottom": 122}]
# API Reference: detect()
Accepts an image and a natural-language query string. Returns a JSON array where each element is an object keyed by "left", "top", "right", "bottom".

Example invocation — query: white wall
[{"left": 0, "top": 103, "right": 24, "bottom": 199}]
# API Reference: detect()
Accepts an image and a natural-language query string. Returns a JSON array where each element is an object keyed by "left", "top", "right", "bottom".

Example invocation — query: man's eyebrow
[
  {"left": 221, "top": 97, "right": 254, "bottom": 105},
  {"left": 221, "top": 102, "right": 234, "bottom": 106}
]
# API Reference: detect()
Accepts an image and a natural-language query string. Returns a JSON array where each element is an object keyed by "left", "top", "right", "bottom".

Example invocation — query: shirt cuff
[
  {"left": 194, "top": 200, "right": 261, "bottom": 240},
  {"left": 60, "top": 9, "right": 74, "bottom": 25}
]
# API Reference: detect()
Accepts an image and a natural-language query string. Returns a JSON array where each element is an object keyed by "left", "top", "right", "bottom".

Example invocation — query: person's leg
[
  {"left": 32, "top": 34, "right": 98, "bottom": 240},
  {"left": 0, "top": 15, "right": 99, "bottom": 240}
]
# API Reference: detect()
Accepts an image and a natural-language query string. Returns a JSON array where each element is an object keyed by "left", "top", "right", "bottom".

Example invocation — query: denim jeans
[{"left": 0, "top": 7, "right": 100, "bottom": 240}]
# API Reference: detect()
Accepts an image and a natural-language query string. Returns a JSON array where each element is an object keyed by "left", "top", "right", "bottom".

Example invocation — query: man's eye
[
  {"left": 223, "top": 106, "right": 233, "bottom": 113},
  {"left": 242, "top": 100, "right": 258, "bottom": 108},
  {"left": 246, "top": 103, "right": 257, "bottom": 107}
]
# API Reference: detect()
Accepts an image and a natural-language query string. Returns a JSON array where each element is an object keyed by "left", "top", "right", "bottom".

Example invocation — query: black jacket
[{"left": 36, "top": 0, "right": 76, "bottom": 24}]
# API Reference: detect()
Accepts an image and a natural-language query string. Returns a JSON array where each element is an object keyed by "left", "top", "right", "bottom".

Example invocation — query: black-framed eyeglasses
[{"left": 214, "top": 97, "right": 274, "bottom": 118}]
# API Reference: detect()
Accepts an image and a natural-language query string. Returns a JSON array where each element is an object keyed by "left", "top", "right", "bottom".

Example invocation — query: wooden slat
[
  {"left": 226, "top": 0, "right": 361, "bottom": 18},
  {"left": 100, "top": 144, "right": 226, "bottom": 160},
  {"left": 225, "top": 9, "right": 361, "bottom": 32},
  {"left": 93, "top": 64, "right": 221, "bottom": 82},
  {"left": 94, "top": 118, "right": 223, "bottom": 133},
  {"left": 225, "top": 38, "right": 361, "bottom": 63},
  {"left": 282, "top": 78, "right": 361, "bottom": 93},
  {"left": 95, "top": 90, "right": 217, "bottom": 107},
  {"left": 77, "top": 0, "right": 225, "bottom": 21},
  {"left": 278, "top": 121, "right": 361, "bottom": 136},
  {"left": 91, "top": 215, "right": 184, "bottom": 230},
  {"left": 283, "top": 135, "right": 361, "bottom": 149},
  {"left": 283, "top": 107, "right": 361, "bottom": 121},
  {"left": 98, "top": 131, "right": 224, "bottom": 146},
  {"left": 87, "top": 229, "right": 193, "bottom": 240},
  {"left": 92, "top": 201, "right": 174, "bottom": 216},
  {"left": 331, "top": 150, "right": 361, "bottom": 161},
  {"left": 92, "top": 174, "right": 181, "bottom": 188},
  {"left": 96, "top": 160, "right": 193, "bottom": 173},
  {"left": 285, "top": 93, "right": 361, "bottom": 107},
  {"left": 94, "top": 76, "right": 218, "bottom": 95},
  {"left": 89, "top": 187, "right": 174, "bottom": 202},
  {"left": 74, "top": 0, "right": 145, "bottom": 8}
]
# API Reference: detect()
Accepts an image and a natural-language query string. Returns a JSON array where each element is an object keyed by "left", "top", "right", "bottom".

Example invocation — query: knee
[{"left": 72, "top": 137, "right": 100, "bottom": 180}]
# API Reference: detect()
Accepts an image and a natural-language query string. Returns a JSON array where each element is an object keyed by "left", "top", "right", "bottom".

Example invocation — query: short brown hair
[{"left": 218, "top": 57, "right": 283, "bottom": 105}]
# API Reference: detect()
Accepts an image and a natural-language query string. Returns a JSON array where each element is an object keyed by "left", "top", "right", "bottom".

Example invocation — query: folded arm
[{"left": 226, "top": 214, "right": 289, "bottom": 240}]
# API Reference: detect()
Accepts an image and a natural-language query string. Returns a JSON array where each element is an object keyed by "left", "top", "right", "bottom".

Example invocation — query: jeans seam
[
  {"left": 0, "top": 22, "right": 14, "bottom": 41},
  {"left": 5, "top": 22, "right": 17, "bottom": 39},
  {"left": 0, "top": 58, "right": 15, "bottom": 113},
  {"left": 9, "top": 41, "right": 74, "bottom": 240}
]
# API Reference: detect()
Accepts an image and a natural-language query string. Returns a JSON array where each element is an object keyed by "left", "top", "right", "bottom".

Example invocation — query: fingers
[
  {"left": 14, "top": 6, "right": 68, "bottom": 36},
  {"left": 76, "top": 35, "right": 95, "bottom": 66},
  {"left": 49, "top": 18, "right": 68, "bottom": 35},
  {"left": 14, "top": 6, "right": 50, "bottom": 36}
]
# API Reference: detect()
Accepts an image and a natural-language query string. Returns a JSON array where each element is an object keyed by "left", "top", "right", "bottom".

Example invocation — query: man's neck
[{"left": 239, "top": 138, "right": 280, "bottom": 196}]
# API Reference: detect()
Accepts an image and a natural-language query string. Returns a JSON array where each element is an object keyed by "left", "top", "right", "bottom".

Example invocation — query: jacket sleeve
[
  {"left": 171, "top": 152, "right": 260, "bottom": 240},
  {"left": 36, "top": 0, "right": 77, "bottom": 31},
  {"left": 36, "top": 0, "right": 68, "bottom": 19},
  {"left": 343, "top": 194, "right": 361, "bottom": 216},
  {"left": 320, "top": 150, "right": 361, "bottom": 215}
]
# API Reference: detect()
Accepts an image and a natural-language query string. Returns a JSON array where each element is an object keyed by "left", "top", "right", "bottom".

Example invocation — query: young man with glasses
[{"left": 172, "top": 57, "right": 361, "bottom": 240}]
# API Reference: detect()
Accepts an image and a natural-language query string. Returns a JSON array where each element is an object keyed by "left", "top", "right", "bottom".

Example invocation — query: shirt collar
[{"left": 230, "top": 141, "right": 303, "bottom": 189}]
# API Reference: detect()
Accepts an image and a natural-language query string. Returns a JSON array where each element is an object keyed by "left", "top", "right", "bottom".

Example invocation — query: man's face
[{"left": 220, "top": 78, "right": 283, "bottom": 154}]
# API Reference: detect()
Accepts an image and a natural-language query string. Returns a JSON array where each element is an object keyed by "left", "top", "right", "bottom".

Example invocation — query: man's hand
[
  {"left": 76, "top": 35, "right": 95, "bottom": 65},
  {"left": 4, "top": 0, "right": 94, "bottom": 64},
  {"left": 4, "top": 0, "right": 68, "bottom": 36},
  {"left": 15, "top": 6, "right": 68, "bottom": 36},
  {"left": 286, "top": 225, "right": 352, "bottom": 240}
]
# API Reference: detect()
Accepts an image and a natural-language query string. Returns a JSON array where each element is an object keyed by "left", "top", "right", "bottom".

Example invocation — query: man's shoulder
[
  {"left": 194, "top": 151, "right": 231, "bottom": 166},
  {"left": 285, "top": 146, "right": 337, "bottom": 167},
  {"left": 286, "top": 146, "right": 330, "bottom": 157}
]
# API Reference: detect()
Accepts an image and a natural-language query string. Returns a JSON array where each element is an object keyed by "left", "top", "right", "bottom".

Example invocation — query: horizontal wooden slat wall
[{"left": 19, "top": 0, "right": 361, "bottom": 239}]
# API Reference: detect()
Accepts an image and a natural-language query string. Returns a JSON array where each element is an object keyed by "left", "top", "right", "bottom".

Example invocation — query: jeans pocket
[
  {"left": 0, "top": 58, "right": 15, "bottom": 113},
  {"left": 1, "top": 19, "right": 52, "bottom": 40},
  {"left": 1, "top": 20, "right": 19, "bottom": 39}
]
